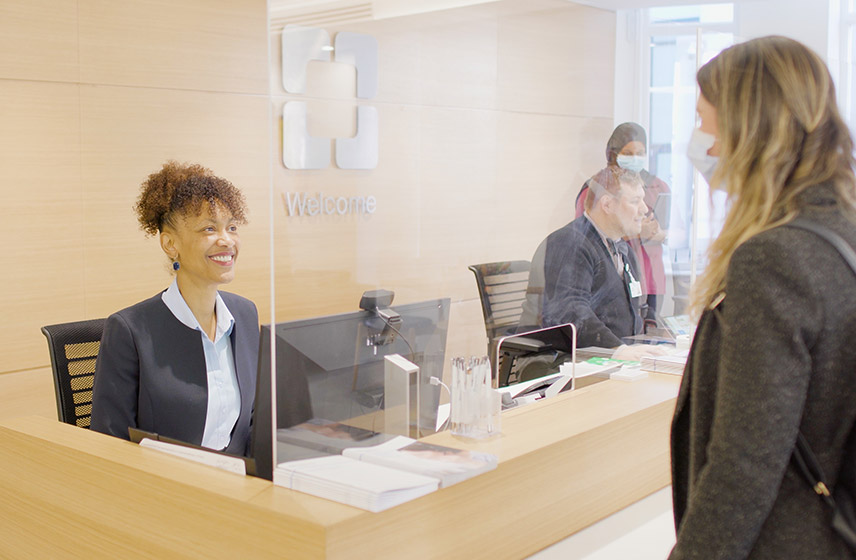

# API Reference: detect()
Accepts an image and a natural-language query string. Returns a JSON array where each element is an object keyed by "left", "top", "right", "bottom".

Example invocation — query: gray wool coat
[{"left": 670, "top": 185, "right": 856, "bottom": 559}]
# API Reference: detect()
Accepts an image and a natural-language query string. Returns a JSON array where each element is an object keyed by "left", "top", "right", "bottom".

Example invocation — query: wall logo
[{"left": 281, "top": 25, "right": 379, "bottom": 171}]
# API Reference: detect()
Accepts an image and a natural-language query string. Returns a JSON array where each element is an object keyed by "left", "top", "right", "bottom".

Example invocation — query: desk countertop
[{"left": 0, "top": 374, "right": 680, "bottom": 559}]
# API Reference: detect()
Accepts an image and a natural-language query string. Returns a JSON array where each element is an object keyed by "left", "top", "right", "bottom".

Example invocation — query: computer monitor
[{"left": 250, "top": 297, "right": 451, "bottom": 480}]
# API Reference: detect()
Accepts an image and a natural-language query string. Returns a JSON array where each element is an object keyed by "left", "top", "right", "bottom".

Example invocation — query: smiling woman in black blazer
[{"left": 91, "top": 161, "right": 259, "bottom": 456}]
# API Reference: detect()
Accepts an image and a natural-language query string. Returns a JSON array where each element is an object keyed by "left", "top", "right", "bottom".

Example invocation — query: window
[
  {"left": 842, "top": 1, "right": 856, "bottom": 125},
  {"left": 639, "top": 4, "right": 735, "bottom": 315}
]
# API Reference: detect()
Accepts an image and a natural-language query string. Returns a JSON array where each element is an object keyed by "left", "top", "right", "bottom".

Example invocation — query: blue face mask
[{"left": 616, "top": 154, "right": 647, "bottom": 174}]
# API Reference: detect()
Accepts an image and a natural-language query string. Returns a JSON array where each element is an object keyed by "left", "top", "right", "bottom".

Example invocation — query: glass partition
[
  {"left": 263, "top": 0, "right": 618, "bottom": 475},
  {"left": 260, "top": 0, "right": 844, "bottom": 477}
]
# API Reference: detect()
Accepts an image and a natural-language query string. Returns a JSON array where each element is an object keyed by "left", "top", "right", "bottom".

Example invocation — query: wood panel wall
[
  {"left": 270, "top": 0, "right": 616, "bottom": 365},
  {"left": 1, "top": 0, "right": 616, "bottom": 387},
  {"left": 0, "top": 0, "right": 270, "bottom": 375}
]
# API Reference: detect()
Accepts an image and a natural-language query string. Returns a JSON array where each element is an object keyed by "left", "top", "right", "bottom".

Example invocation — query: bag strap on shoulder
[
  {"left": 785, "top": 217, "right": 856, "bottom": 506},
  {"left": 786, "top": 216, "right": 856, "bottom": 551},
  {"left": 787, "top": 217, "right": 856, "bottom": 277}
]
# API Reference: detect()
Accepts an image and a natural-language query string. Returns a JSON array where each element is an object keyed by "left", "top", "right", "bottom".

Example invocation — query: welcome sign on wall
[{"left": 280, "top": 25, "right": 379, "bottom": 217}]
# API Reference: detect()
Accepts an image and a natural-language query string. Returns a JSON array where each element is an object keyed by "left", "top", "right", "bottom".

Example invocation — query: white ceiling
[
  {"left": 268, "top": 0, "right": 753, "bottom": 26},
  {"left": 570, "top": 0, "right": 744, "bottom": 9}
]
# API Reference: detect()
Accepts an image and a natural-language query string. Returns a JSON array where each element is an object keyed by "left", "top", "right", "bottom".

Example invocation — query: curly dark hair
[{"left": 134, "top": 161, "right": 248, "bottom": 236}]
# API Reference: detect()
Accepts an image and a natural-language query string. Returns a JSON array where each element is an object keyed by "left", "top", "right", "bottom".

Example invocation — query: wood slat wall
[
  {"left": 0, "top": 0, "right": 270, "bottom": 376},
  {"left": 1, "top": 0, "right": 615, "bottom": 386},
  {"left": 270, "top": 0, "right": 616, "bottom": 368}
]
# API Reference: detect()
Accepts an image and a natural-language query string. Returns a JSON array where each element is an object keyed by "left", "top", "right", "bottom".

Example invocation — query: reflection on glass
[
  {"left": 335, "top": 105, "right": 379, "bottom": 170},
  {"left": 281, "top": 25, "right": 331, "bottom": 94},
  {"left": 333, "top": 31, "right": 379, "bottom": 100},
  {"left": 255, "top": 297, "right": 450, "bottom": 480},
  {"left": 267, "top": 2, "right": 747, "bottom": 482},
  {"left": 282, "top": 101, "right": 331, "bottom": 169}
]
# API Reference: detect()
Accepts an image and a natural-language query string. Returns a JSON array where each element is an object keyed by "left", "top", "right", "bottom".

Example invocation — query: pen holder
[{"left": 449, "top": 356, "right": 501, "bottom": 439}]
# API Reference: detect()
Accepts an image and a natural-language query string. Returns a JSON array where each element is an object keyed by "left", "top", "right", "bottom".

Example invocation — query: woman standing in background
[{"left": 576, "top": 122, "right": 670, "bottom": 320}]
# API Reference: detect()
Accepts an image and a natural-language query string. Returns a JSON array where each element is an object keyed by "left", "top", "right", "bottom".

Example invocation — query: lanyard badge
[{"left": 625, "top": 263, "right": 642, "bottom": 299}]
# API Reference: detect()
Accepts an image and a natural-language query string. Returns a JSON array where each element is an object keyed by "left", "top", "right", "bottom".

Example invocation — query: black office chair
[
  {"left": 41, "top": 319, "right": 106, "bottom": 428},
  {"left": 468, "top": 260, "right": 531, "bottom": 364}
]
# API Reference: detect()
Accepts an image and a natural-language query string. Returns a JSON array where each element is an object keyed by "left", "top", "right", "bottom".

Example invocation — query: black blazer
[{"left": 91, "top": 291, "right": 259, "bottom": 456}]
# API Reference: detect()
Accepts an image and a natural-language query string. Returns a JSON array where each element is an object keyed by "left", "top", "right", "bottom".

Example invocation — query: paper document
[
  {"left": 139, "top": 438, "right": 247, "bottom": 475},
  {"left": 274, "top": 455, "right": 439, "bottom": 513},
  {"left": 277, "top": 418, "right": 388, "bottom": 454},
  {"left": 640, "top": 350, "right": 689, "bottom": 375},
  {"left": 273, "top": 435, "right": 498, "bottom": 510},
  {"left": 342, "top": 436, "right": 498, "bottom": 488}
]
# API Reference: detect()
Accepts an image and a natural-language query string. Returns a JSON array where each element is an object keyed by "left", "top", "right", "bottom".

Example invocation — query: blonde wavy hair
[{"left": 690, "top": 35, "right": 856, "bottom": 316}]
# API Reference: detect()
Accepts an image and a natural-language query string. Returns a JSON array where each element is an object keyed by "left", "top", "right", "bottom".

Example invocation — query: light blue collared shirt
[{"left": 161, "top": 279, "right": 240, "bottom": 450}]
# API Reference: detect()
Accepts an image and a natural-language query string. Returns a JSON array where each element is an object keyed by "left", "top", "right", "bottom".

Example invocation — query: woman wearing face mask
[
  {"left": 91, "top": 161, "right": 259, "bottom": 456},
  {"left": 670, "top": 36, "right": 856, "bottom": 559},
  {"left": 575, "top": 122, "right": 670, "bottom": 320}
]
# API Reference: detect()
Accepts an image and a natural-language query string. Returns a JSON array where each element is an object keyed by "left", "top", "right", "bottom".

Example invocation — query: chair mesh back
[
  {"left": 468, "top": 261, "right": 531, "bottom": 339},
  {"left": 41, "top": 319, "right": 106, "bottom": 428}
]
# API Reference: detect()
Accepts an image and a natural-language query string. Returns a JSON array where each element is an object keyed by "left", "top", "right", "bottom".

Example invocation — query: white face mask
[
  {"left": 687, "top": 128, "right": 720, "bottom": 187},
  {"left": 616, "top": 154, "right": 647, "bottom": 174}
]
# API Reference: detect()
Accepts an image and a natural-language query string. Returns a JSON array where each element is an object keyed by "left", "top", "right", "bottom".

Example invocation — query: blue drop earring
[{"left": 173, "top": 261, "right": 180, "bottom": 271}]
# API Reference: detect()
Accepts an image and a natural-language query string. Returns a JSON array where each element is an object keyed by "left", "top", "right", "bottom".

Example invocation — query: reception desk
[{"left": 0, "top": 374, "right": 679, "bottom": 559}]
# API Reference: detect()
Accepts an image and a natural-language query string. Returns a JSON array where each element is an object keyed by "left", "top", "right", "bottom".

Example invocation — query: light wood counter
[{"left": 0, "top": 374, "right": 679, "bottom": 559}]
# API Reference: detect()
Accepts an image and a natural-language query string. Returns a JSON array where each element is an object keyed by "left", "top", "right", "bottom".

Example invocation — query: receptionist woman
[{"left": 91, "top": 161, "right": 259, "bottom": 455}]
